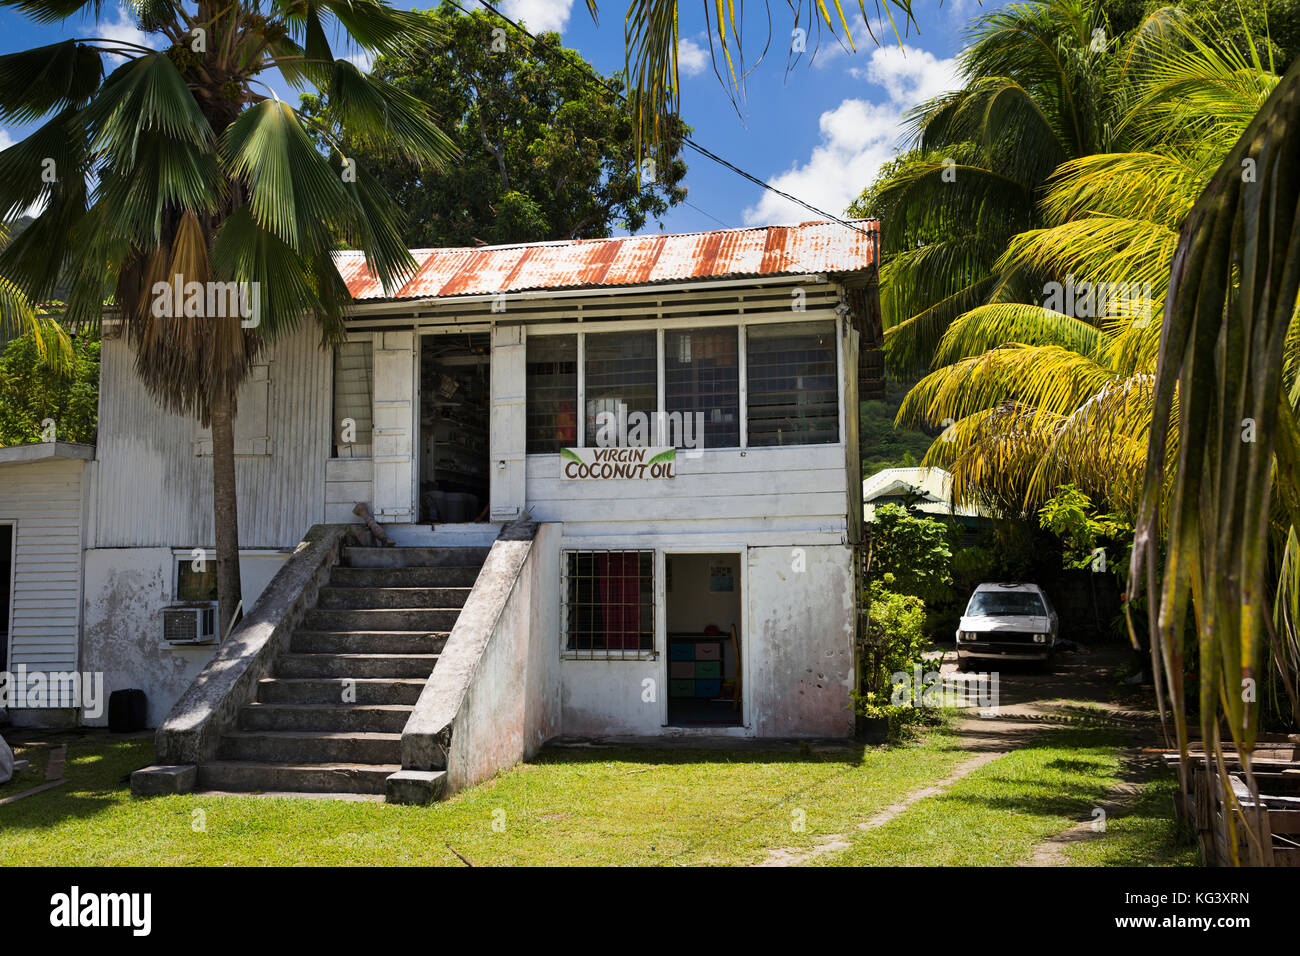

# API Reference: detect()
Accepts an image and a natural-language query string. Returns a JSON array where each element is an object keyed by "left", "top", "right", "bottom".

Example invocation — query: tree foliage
[
  {"left": 302, "top": 3, "right": 688, "bottom": 247},
  {"left": 0, "top": 331, "right": 98, "bottom": 446}
]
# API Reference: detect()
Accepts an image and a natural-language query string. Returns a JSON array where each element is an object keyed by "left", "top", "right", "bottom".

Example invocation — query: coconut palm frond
[{"left": 933, "top": 303, "right": 1107, "bottom": 365}]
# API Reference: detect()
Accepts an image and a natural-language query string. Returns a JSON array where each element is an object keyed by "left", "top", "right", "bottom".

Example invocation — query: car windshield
[{"left": 966, "top": 590, "right": 1046, "bottom": 617}]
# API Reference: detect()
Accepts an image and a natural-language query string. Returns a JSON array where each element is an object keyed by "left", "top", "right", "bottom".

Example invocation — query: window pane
[
  {"left": 584, "top": 331, "right": 657, "bottom": 447},
  {"left": 177, "top": 560, "right": 218, "bottom": 602},
  {"left": 332, "top": 341, "right": 373, "bottom": 458},
  {"left": 564, "top": 551, "right": 654, "bottom": 657},
  {"left": 526, "top": 334, "right": 578, "bottom": 454},
  {"left": 746, "top": 322, "right": 838, "bottom": 446},
  {"left": 665, "top": 328, "right": 739, "bottom": 449}
]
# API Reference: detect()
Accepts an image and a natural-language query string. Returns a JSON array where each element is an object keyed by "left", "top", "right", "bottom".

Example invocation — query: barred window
[
  {"left": 746, "top": 321, "right": 838, "bottom": 446},
  {"left": 526, "top": 334, "right": 578, "bottom": 454},
  {"left": 665, "top": 327, "right": 739, "bottom": 449},
  {"left": 563, "top": 550, "right": 654, "bottom": 658},
  {"left": 584, "top": 331, "right": 657, "bottom": 447},
  {"left": 332, "top": 341, "right": 373, "bottom": 458}
]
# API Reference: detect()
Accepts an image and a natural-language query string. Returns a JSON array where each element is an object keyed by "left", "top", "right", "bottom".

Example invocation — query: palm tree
[
  {"left": 850, "top": 0, "right": 1160, "bottom": 374},
  {"left": 890, "top": 14, "right": 1278, "bottom": 518},
  {"left": 0, "top": 0, "right": 456, "bottom": 637},
  {"left": 1131, "top": 50, "right": 1300, "bottom": 865}
]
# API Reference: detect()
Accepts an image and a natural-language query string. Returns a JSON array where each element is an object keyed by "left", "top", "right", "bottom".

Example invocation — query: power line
[{"left": 444, "top": 0, "right": 876, "bottom": 239}]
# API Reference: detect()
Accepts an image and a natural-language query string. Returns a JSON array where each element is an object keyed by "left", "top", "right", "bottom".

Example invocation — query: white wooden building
[{"left": 3, "top": 220, "right": 883, "bottom": 736}]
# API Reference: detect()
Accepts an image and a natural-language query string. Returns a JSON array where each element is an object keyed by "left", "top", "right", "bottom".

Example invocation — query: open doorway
[
  {"left": 0, "top": 524, "right": 12, "bottom": 673},
  {"left": 666, "top": 552, "right": 743, "bottom": 726},
  {"left": 419, "top": 333, "right": 490, "bottom": 523}
]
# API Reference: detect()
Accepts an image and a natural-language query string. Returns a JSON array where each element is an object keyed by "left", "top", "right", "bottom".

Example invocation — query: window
[
  {"left": 746, "top": 321, "right": 838, "bottom": 446},
  {"left": 332, "top": 341, "right": 373, "bottom": 458},
  {"left": 965, "top": 590, "right": 1047, "bottom": 617},
  {"left": 526, "top": 334, "right": 578, "bottom": 454},
  {"left": 176, "top": 558, "right": 218, "bottom": 602},
  {"left": 563, "top": 550, "right": 654, "bottom": 658},
  {"left": 665, "top": 327, "right": 739, "bottom": 449},
  {"left": 584, "top": 331, "right": 656, "bottom": 447}
]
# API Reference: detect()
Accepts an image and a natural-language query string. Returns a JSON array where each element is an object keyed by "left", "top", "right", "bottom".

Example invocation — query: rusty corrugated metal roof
[{"left": 337, "top": 219, "right": 879, "bottom": 301}]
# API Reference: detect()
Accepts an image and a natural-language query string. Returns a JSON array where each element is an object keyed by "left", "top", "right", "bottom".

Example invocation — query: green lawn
[
  {"left": 828, "top": 728, "right": 1196, "bottom": 866},
  {"left": 0, "top": 724, "right": 1193, "bottom": 866}
]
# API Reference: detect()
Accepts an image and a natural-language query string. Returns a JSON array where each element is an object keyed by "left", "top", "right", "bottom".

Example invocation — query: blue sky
[{"left": 0, "top": 0, "right": 993, "bottom": 235}]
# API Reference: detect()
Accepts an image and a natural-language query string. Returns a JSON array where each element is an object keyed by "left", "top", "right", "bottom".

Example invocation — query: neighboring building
[
  {"left": 863, "top": 466, "right": 988, "bottom": 527},
  {"left": 2, "top": 220, "right": 883, "bottom": 750}
]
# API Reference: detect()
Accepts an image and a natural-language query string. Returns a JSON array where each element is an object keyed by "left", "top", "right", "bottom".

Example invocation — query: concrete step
[
  {"left": 275, "top": 653, "right": 438, "bottom": 680},
  {"left": 217, "top": 730, "right": 402, "bottom": 764},
  {"left": 303, "top": 607, "right": 461, "bottom": 631},
  {"left": 196, "top": 760, "right": 398, "bottom": 796},
  {"left": 256, "top": 677, "right": 426, "bottom": 705},
  {"left": 316, "top": 587, "right": 472, "bottom": 610},
  {"left": 238, "top": 703, "right": 413, "bottom": 733},
  {"left": 289, "top": 630, "right": 448, "bottom": 655},
  {"left": 342, "top": 546, "right": 491, "bottom": 569},
  {"left": 328, "top": 565, "right": 481, "bottom": 589}
]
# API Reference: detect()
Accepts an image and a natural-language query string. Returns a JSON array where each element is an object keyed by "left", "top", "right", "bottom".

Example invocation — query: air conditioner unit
[{"left": 161, "top": 603, "right": 218, "bottom": 645}]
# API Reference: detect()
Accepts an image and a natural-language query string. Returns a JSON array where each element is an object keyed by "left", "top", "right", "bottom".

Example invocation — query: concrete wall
[
  {"left": 80, "top": 548, "right": 288, "bottom": 727},
  {"left": 556, "top": 538, "right": 856, "bottom": 738},
  {"left": 444, "top": 522, "right": 561, "bottom": 791},
  {"left": 745, "top": 544, "right": 855, "bottom": 737}
]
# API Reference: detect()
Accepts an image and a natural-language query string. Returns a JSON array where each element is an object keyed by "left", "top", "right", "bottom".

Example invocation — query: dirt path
[{"left": 758, "top": 645, "right": 1159, "bottom": 867}]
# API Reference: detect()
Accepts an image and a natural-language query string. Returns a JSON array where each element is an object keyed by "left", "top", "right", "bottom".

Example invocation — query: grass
[
  {"left": 2, "top": 727, "right": 977, "bottom": 866},
  {"left": 827, "top": 727, "right": 1194, "bottom": 866},
  {"left": 1, "top": 721, "right": 1195, "bottom": 866},
  {"left": 1064, "top": 773, "right": 1198, "bottom": 866}
]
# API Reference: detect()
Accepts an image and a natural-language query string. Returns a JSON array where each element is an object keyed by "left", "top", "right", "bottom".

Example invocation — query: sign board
[{"left": 560, "top": 446, "right": 676, "bottom": 480}]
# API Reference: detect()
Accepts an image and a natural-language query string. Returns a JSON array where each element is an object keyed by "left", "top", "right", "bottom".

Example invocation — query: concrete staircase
[{"left": 194, "top": 545, "right": 489, "bottom": 799}]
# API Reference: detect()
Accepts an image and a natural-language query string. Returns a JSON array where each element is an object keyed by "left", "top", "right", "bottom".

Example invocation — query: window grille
[
  {"left": 746, "top": 321, "right": 838, "bottom": 446},
  {"left": 563, "top": 550, "right": 655, "bottom": 659},
  {"left": 584, "top": 331, "right": 656, "bottom": 447},
  {"left": 665, "top": 327, "right": 739, "bottom": 449},
  {"left": 526, "top": 334, "right": 578, "bottom": 454}
]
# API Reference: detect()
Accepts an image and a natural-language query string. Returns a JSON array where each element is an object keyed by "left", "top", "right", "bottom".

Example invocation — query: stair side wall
[
  {"left": 400, "top": 521, "right": 561, "bottom": 794},
  {"left": 153, "top": 524, "right": 352, "bottom": 764}
]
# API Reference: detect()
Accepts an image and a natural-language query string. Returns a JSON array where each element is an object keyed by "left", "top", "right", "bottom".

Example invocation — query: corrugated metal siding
[
  {"left": 336, "top": 219, "right": 879, "bottom": 301},
  {"left": 0, "top": 458, "right": 85, "bottom": 676},
  {"left": 93, "top": 327, "right": 331, "bottom": 549}
]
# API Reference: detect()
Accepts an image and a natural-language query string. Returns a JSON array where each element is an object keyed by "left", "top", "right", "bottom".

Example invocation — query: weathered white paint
[
  {"left": 371, "top": 330, "right": 416, "bottom": 522},
  {"left": 81, "top": 548, "right": 288, "bottom": 728},
  {"left": 556, "top": 537, "right": 856, "bottom": 738},
  {"left": 0, "top": 453, "right": 89, "bottom": 723},
  {"left": 324, "top": 458, "right": 372, "bottom": 525},
  {"left": 745, "top": 544, "right": 855, "bottom": 737},
  {"left": 489, "top": 323, "right": 525, "bottom": 521}
]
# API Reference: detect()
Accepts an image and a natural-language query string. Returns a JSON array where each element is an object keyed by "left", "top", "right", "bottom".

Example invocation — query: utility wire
[{"left": 444, "top": 0, "right": 877, "bottom": 239}]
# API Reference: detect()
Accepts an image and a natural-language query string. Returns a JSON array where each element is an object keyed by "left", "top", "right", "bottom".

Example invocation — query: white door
[{"left": 372, "top": 330, "right": 416, "bottom": 522}]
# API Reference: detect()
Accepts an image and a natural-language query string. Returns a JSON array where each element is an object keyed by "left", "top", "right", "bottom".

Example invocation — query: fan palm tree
[{"left": 0, "top": 0, "right": 456, "bottom": 637}]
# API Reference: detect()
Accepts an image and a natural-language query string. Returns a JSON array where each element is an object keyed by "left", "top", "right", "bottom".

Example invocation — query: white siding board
[
  {"left": 0, "top": 457, "right": 87, "bottom": 679},
  {"left": 93, "top": 327, "right": 331, "bottom": 548}
]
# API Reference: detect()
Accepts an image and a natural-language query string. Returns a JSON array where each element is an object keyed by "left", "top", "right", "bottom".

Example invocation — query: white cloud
[
  {"left": 500, "top": 0, "right": 574, "bottom": 33},
  {"left": 96, "top": 5, "right": 163, "bottom": 62},
  {"left": 678, "top": 38, "right": 708, "bottom": 77},
  {"left": 346, "top": 49, "right": 376, "bottom": 73},
  {"left": 744, "top": 44, "right": 959, "bottom": 225}
]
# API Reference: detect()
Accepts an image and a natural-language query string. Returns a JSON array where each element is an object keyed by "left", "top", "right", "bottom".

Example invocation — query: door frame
[
  {"left": 660, "top": 547, "right": 749, "bottom": 730},
  {"left": 1, "top": 520, "right": 15, "bottom": 675},
  {"left": 416, "top": 328, "right": 493, "bottom": 524}
]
